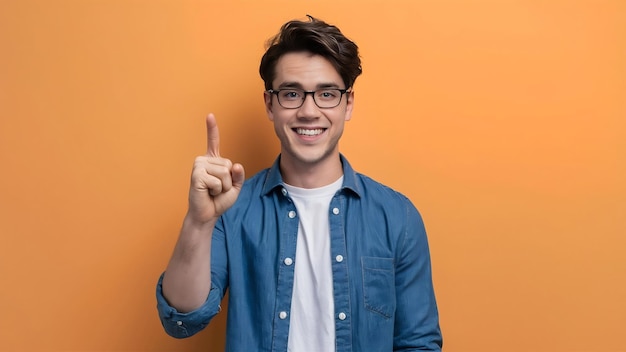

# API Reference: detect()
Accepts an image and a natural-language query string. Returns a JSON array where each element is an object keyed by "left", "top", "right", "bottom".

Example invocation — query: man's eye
[
  {"left": 281, "top": 91, "right": 301, "bottom": 100},
  {"left": 317, "top": 90, "right": 338, "bottom": 99}
]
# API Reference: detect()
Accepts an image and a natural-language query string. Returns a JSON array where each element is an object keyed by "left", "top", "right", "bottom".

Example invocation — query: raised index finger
[{"left": 205, "top": 113, "right": 220, "bottom": 157}]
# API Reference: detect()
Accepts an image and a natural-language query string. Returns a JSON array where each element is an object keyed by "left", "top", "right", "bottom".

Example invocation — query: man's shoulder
[
  {"left": 351, "top": 171, "right": 425, "bottom": 228},
  {"left": 352, "top": 171, "right": 421, "bottom": 211},
  {"left": 353, "top": 172, "right": 410, "bottom": 200},
  {"left": 341, "top": 155, "right": 410, "bottom": 202}
]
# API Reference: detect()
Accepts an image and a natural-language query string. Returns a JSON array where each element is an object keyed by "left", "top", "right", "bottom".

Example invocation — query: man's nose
[{"left": 297, "top": 92, "right": 320, "bottom": 115}]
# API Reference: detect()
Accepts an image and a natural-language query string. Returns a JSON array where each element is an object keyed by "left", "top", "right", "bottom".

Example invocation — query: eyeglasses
[{"left": 267, "top": 88, "right": 351, "bottom": 109}]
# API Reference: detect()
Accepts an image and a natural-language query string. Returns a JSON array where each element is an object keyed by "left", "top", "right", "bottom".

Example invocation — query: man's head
[
  {"left": 259, "top": 16, "right": 360, "bottom": 183},
  {"left": 259, "top": 16, "right": 362, "bottom": 91}
]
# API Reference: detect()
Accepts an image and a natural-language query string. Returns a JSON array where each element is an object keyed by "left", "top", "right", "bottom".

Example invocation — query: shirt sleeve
[
  {"left": 155, "top": 272, "right": 224, "bottom": 338},
  {"left": 155, "top": 216, "right": 230, "bottom": 338},
  {"left": 393, "top": 199, "right": 443, "bottom": 351}
]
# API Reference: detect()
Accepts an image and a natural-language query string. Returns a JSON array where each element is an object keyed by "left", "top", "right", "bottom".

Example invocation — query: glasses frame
[{"left": 266, "top": 88, "right": 351, "bottom": 109}]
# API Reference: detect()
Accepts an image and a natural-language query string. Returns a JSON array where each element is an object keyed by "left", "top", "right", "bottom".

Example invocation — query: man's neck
[{"left": 279, "top": 154, "right": 343, "bottom": 189}]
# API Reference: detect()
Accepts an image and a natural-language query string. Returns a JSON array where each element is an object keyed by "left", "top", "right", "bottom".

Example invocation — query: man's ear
[
  {"left": 264, "top": 91, "right": 274, "bottom": 121},
  {"left": 344, "top": 90, "right": 355, "bottom": 121}
]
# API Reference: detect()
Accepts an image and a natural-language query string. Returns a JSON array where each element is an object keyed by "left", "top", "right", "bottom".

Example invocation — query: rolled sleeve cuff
[{"left": 155, "top": 273, "right": 223, "bottom": 338}]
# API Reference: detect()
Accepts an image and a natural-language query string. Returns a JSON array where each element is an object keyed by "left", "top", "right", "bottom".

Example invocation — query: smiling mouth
[{"left": 294, "top": 128, "right": 325, "bottom": 136}]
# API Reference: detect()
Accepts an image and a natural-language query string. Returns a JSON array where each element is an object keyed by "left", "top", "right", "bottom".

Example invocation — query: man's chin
[{"left": 282, "top": 147, "right": 336, "bottom": 166}]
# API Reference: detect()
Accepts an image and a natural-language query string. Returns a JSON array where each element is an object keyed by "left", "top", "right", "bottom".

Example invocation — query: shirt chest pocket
[{"left": 361, "top": 256, "right": 396, "bottom": 319}]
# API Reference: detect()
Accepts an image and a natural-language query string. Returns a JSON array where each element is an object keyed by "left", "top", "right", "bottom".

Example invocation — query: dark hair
[{"left": 259, "top": 15, "right": 362, "bottom": 90}]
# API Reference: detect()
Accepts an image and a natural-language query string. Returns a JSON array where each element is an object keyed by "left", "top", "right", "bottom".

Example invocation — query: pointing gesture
[
  {"left": 205, "top": 113, "right": 221, "bottom": 158},
  {"left": 187, "top": 113, "right": 245, "bottom": 224}
]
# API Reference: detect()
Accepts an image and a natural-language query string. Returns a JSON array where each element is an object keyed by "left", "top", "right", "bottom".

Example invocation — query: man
[{"left": 157, "top": 16, "right": 442, "bottom": 351}]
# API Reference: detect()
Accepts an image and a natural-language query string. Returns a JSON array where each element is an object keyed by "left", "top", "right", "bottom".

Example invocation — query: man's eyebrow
[
  {"left": 277, "top": 82, "right": 303, "bottom": 89},
  {"left": 315, "top": 83, "right": 342, "bottom": 89},
  {"left": 276, "top": 82, "right": 342, "bottom": 89}
]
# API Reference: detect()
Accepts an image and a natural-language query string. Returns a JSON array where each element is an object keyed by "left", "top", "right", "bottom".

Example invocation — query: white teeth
[{"left": 296, "top": 128, "right": 324, "bottom": 136}]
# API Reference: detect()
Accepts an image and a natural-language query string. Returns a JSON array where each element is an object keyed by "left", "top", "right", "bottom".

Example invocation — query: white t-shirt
[{"left": 284, "top": 177, "right": 343, "bottom": 352}]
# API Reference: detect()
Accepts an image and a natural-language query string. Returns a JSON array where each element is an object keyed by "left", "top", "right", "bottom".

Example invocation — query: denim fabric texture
[{"left": 156, "top": 155, "right": 442, "bottom": 351}]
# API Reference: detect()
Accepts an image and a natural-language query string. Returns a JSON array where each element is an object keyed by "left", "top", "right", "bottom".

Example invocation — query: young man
[{"left": 157, "top": 16, "right": 442, "bottom": 351}]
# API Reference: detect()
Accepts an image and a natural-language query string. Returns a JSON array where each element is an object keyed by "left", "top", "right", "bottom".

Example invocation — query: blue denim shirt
[{"left": 156, "top": 155, "right": 442, "bottom": 351}]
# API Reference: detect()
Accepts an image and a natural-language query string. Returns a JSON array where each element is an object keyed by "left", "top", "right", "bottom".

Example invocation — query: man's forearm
[{"left": 161, "top": 217, "right": 215, "bottom": 313}]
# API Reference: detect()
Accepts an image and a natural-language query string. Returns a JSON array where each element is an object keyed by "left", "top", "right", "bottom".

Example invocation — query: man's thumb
[{"left": 232, "top": 163, "right": 245, "bottom": 189}]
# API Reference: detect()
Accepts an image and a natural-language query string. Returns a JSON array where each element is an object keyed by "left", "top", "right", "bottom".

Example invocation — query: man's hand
[{"left": 186, "top": 113, "right": 245, "bottom": 224}]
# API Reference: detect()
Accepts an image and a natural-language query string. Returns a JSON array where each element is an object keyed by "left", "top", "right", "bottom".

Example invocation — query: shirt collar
[{"left": 261, "top": 154, "right": 362, "bottom": 197}]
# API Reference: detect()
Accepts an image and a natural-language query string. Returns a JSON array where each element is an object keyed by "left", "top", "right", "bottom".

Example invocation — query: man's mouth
[{"left": 294, "top": 128, "right": 325, "bottom": 136}]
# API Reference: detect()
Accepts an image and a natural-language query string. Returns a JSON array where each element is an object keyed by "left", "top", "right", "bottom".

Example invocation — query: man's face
[{"left": 264, "top": 51, "right": 354, "bottom": 169}]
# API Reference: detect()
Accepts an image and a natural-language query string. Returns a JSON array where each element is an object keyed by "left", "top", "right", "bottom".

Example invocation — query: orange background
[{"left": 1, "top": 1, "right": 624, "bottom": 351}]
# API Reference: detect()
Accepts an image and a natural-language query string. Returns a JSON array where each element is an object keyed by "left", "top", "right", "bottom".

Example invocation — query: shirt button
[
  {"left": 338, "top": 312, "right": 346, "bottom": 320},
  {"left": 279, "top": 311, "right": 288, "bottom": 319},
  {"left": 332, "top": 207, "right": 340, "bottom": 215},
  {"left": 282, "top": 188, "right": 288, "bottom": 196},
  {"left": 176, "top": 321, "right": 183, "bottom": 326},
  {"left": 284, "top": 257, "right": 293, "bottom": 266},
  {"left": 288, "top": 211, "right": 296, "bottom": 218},
  {"left": 335, "top": 255, "right": 344, "bottom": 263}
]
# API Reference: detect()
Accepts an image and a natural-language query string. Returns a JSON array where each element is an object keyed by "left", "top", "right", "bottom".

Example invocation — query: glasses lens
[
  {"left": 277, "top": 89, "right": 303, "bottom": 108},
  {"left": 314, "top": 89, "right": 342, "bottom": 108}
]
